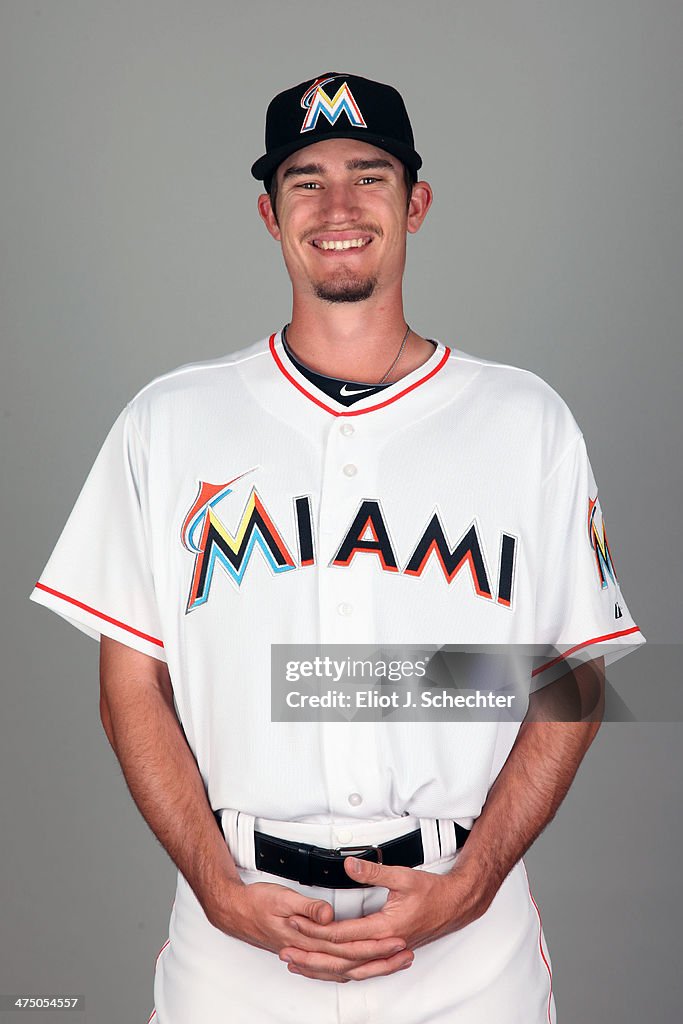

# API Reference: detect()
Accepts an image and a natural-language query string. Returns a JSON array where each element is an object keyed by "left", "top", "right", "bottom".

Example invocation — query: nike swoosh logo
[{"left": 339, "top": 384, "right": 374, "bottom": 396}]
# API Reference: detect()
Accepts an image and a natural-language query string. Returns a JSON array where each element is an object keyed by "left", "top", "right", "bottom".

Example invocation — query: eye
[
  {"left": 359, "top": 176, "right": 379, "bottom": 185},
  {"left": 297, "top": 182, "right": 321, "bottom": 190}
]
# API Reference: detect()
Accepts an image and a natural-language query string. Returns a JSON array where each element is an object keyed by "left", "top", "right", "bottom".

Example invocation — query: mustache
[{"left": 301, "top": 224, "right": 383, "bottom": 243}]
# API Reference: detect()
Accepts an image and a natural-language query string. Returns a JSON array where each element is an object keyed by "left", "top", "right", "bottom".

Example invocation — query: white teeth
[{"left": 315, "top": 238, "right": 369, "bottom": 250}]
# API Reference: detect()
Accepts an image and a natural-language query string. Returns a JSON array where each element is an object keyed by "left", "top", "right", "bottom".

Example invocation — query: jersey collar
[{"left": 268, "top": 331, "right": 450, "bottom": 417}]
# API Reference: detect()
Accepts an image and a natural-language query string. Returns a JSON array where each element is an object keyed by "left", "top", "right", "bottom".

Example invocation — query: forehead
[{"left": 277, "top": 138, "right": 399, "bottom": 178}]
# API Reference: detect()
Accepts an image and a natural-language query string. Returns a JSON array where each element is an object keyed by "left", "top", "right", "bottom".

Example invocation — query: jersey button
[
  {"left": 348, "top": 792, "right": 363, "bottom": 807},
  {"left": 335, "top": 829, "right": 353, "bottom": 845},
  {"left": 343, "top": 464, "right": 358, "bottom": 477},
  {"left": 340, "top": 423, "right": 355, "bottom": 437},
  {"left": 337, "top": 602, "right": 353, "bottom": 616}
]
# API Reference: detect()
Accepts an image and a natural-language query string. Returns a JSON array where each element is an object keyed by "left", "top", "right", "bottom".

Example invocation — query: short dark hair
[{"left": 267, "top": 162, "right": 417, "bottom": 223}]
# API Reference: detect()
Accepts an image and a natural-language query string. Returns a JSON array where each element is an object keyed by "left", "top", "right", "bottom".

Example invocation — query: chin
[{"left": 312, "top": 276, "right": 378, "bottom": 304}]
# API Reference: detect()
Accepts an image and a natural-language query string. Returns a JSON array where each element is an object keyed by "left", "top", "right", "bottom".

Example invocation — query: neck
[{"left": 285, "top": 289, "right": 433, "bottom": 384}]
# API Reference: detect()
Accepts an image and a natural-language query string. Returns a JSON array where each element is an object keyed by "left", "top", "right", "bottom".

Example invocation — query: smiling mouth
[{"left": 310, "top": 237, "right": 373, "bottom": 251}]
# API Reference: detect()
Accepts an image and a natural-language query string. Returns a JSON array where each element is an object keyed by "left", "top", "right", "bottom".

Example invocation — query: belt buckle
[{"left": 333, "top": 844, "right": 383, "bottom": 864}]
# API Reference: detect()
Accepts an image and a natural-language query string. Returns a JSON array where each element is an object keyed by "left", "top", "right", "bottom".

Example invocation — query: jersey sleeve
[
  {"left": 29, "top": 404, "right": 166, "bottom": 662},
  {"left": 532, "top": 433, "right": 645, "bottom": 687}
]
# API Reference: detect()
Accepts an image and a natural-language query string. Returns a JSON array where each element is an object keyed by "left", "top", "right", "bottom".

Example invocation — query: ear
[
  {"left": 406, "top": 180, "right": 433, "bottom": 235},
  {"left": 257, "top": 193, "right": 281, "bottom": 241}
]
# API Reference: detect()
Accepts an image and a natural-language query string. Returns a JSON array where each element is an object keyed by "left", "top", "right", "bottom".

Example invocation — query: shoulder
[
  {"left": 443, "top": 345, "right": 585, "bottom": 464},
  {"left": 131, "top": 335, "right": 271, "bottom": 404},
  {"left": 446, "top": 345, "right": 568, "bottom": 406},
  {"left": 123, "top": 335, "right": 273, "bottom": 426}
]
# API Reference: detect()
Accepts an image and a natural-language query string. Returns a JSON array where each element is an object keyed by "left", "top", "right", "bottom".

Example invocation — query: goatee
[{"left": 313, "top": 275, "right": 378, "bottom": 304}]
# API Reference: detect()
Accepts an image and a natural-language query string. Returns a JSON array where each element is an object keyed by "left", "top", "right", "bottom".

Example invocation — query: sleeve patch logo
[{"left": 588, "top": 494, "right": 617, "bottom": 589}]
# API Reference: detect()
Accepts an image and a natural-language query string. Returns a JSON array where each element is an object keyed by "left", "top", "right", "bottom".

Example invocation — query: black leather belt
[{"left": 252, "top": 822, "right": 470, "bottom": 889}]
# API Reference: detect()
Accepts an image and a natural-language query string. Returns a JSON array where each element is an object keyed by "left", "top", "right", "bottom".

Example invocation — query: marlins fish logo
[
  {"left": 300, "top": 76, "right": 367, "bottom": 134},
  {"left": 181, "top": 470, "right": 296, "bottom": 612},
  {"left": 588, "top": 494, "right": 617, "bottom": 588}
]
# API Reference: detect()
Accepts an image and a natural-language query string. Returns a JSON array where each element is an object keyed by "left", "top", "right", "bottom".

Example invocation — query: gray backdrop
[{"left": 2, "top": 1, "right": 681, "bottom": 1022}]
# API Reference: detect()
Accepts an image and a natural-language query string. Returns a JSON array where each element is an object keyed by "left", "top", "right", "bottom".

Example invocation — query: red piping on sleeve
[
  {"left": 532, "top": 625, "right": 640, "bottom": 677},
  {"left": 33, "top": 582, "right": 164, "bottom": 649}
]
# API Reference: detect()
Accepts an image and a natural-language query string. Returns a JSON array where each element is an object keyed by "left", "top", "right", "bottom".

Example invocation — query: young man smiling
[
  {"left": 257, "top": 136, "right": 434, "bottom": 385},
  {"left": 30, "top": 72, "right": 645, "bottom": 1022}
]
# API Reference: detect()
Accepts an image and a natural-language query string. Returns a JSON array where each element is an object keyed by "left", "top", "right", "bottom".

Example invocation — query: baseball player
[{"left": 30, "top": 73, "right": 645, "bottom": 1022}]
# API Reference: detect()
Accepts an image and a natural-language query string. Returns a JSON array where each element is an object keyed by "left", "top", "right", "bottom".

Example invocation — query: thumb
[{"left": 344, "top": 856, "right": 407, "bottom": 888}]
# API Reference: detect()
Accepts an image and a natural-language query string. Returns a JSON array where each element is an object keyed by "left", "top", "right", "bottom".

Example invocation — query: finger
[
  {"left": 275, "top": 892, "right": 334, "bottom": 925},
  {"left": 280, "top": 935, "right": 406, "bottom": 962},
  {"left": 345, "top": 950, "right": 415, "bottom": 982},
  {"left": 304, "top": 898, "right": 335, "bottom": 925},
  {"left": 288, "top": 910, "right": 396, "bottom": 945},
  {"left": 344, "top": 856, "right": 415, "bottom": 890},
  {"left": 282, "top": 948, "right": 414, "bottom": 981},
  {"left": 287, "top": 965, "right": 349, "bottom": 984}
]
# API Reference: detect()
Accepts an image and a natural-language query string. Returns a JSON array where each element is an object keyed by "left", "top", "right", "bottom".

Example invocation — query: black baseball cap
[{"left": 251, "top": 72, "right": 422, "bottom": 190}]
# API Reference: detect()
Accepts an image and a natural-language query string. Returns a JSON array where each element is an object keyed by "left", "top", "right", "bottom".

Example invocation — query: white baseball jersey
[{"left": 30, "top": 331, "right": 645, "bottom": 824}]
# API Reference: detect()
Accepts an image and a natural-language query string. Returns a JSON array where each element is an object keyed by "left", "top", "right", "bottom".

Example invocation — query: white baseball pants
[{"left": 148, "top": 813, "right": 556, "bottom": 1023}]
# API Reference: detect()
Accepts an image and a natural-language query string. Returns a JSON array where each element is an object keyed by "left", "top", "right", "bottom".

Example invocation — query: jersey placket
[{"left": 316, "top": 412, "right": 386, "bottom": 817}]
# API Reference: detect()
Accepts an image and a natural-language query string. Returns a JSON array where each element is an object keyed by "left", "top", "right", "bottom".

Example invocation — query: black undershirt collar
[{"left": 281, "top": 333, "right": 392, "bottom": 408}]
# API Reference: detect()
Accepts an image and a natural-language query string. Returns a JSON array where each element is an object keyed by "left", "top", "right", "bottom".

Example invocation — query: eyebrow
[
  {"left": 346, "top": 158, "right": 396, "bottom": 172},
  {"left": 281, "top": 157, "right": 397, "bottom": 181}
]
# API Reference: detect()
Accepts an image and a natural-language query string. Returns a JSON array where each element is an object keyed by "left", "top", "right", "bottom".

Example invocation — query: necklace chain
[
  {"left": 282, "top": 323, "right": 411, "bottom": 387},
  {"left": 376, "top": 324, "right": 411, "bottom": 384}
]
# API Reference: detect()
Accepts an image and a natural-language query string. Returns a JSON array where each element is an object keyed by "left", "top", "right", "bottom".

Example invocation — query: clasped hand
[{"left": 219, "top": 857, "right": 485, "bottom": 983}]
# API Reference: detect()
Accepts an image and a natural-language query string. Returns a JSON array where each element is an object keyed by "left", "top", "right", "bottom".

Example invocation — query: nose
[{"left": 318, "top": 182, "right": 361, "bottom": 223}]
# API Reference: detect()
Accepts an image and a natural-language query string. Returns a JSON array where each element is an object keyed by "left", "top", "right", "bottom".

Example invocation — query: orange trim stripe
[
  {"left": 531, "top": 625, "right": 640, "bottom": 677},
  {"left": 528, "top": 884, "right": 553, "bottom": 1023},
  {"left": 269, "top": 333, "right": 451, "bottom": 417},
  {"left": 33, "top": 582, "right": 164, "bottom": 649}
]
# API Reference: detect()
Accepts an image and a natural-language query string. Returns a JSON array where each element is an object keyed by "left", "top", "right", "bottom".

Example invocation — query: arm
[
  {"left": 99, "top": 636, "right": 243, "bottom": 923},
  {"left": 99, "top": 637, "right": 409, "bottom": 971},
  {"left": 282, "top": 657, "right": 605, "bottom": 980},
  {"left": 449, "top": 655, "right": 605, "bottom": 909}
]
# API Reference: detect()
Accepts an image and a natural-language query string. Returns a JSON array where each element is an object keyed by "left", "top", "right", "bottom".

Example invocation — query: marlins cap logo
[{"left": 300, "top": 75, "right": 367, "bottom": 134}]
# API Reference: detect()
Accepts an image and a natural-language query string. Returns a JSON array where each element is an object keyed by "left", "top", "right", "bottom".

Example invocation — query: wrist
[
  {"left": 202, "top": 873, "right": 247, "bottom": 931},
  {"left": 440, "top": 853, "right": 501, "bottom": 923}
]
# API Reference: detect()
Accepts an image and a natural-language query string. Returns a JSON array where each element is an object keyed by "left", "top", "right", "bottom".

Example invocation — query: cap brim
[{"left": 251, "top": 131, "right": 422, "bottom": 184}]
